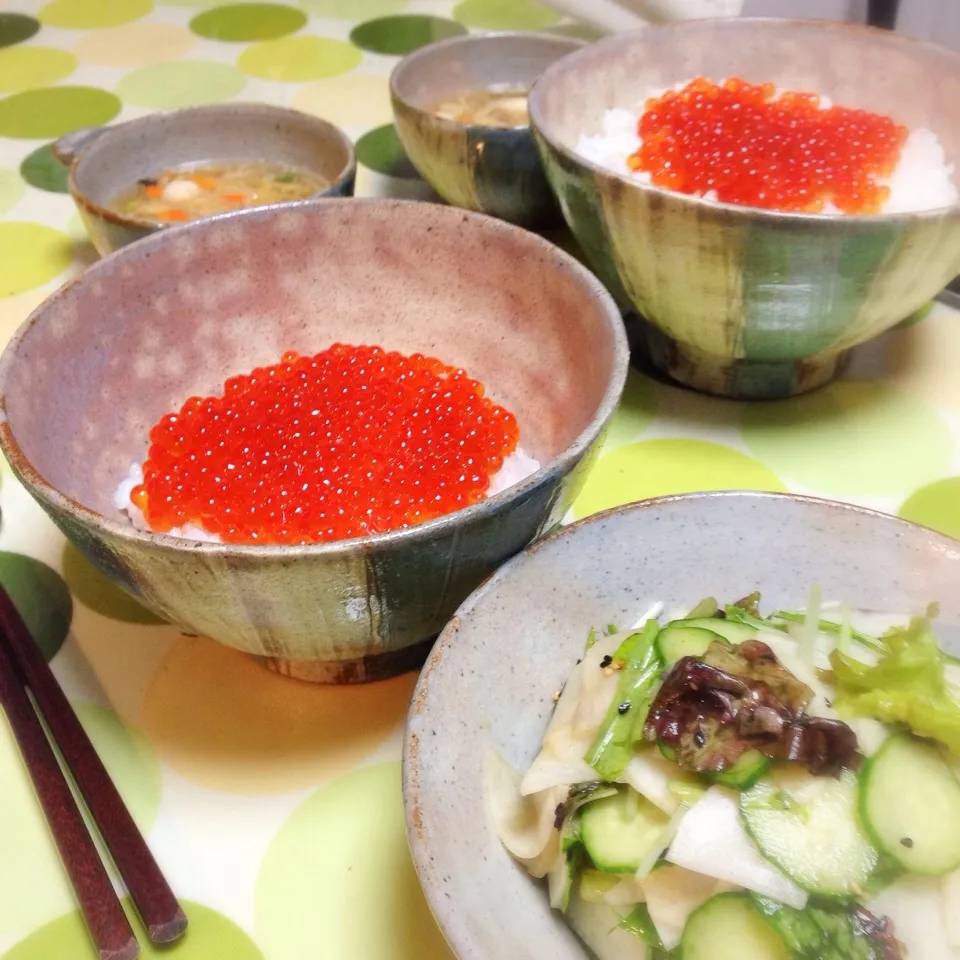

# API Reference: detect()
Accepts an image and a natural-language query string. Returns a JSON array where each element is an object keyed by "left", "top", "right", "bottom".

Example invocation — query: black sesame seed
[
  {"left": 900, "top": 837, "right": 914, "bottom": 848},
  {"left": 600, "top": 655, "right": 613, "bottom": 668},
  {"left": 617, "top": 702, "right": 631, "bottom": 715}
]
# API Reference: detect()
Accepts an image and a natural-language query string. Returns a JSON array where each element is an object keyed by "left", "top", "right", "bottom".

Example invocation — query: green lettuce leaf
[
  {"left": 828, "top": 615, "right": 960, "bottom": 754},
  {"left": 585, "top": 619, "right": 661, "bottom": 780}
]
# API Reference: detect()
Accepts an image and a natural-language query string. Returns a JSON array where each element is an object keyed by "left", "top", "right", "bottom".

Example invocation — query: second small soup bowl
[
  {"left": 55, "top": 102, "right": 357, "bottom": 255},
  {"left": 391, "top": 31, "right": 583, "bottom": 228}
]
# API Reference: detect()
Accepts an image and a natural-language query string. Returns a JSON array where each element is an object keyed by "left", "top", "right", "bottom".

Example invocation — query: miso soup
[
  {"left": 109, "top": 160, "right": 328, "bottom": 223},
  {"left": 430, "top": 86, "right": 529, "bottom": 128}
]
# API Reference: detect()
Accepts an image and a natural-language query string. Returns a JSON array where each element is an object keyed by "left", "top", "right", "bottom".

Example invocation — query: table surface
[{"left": 1, "top": 2, "right": 960, "bottom": 958}]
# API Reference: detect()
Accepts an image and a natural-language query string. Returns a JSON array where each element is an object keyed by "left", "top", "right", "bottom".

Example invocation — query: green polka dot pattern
[
  {"left": 116, "top": 59, "right": 246, "bottom": 107},
  {"left": 0, "top": 46, "right": 77, "bottom": 92},
  {"left": 38, "top": 0, "right": 153, "bottom": 29},
  {"left": 0, "top": 4, "right": 958, "bottom": 959},
  {"left": 573, "top": 437, "right": 787, "bottom": 519},
  {"left": 0, "top": 15, "right": 40, "bottom": 49},
  {"left": 0, "top": 552, "right": 72, "bottom": 661},
  {"left": 349, "top": 14, "right": 466, "bottom": 54},
  {"left": 190, "top": 3, "right": 306, "bottom": 41},
  {"left": 2, "top": 899, "right": 263, "bottom": 959},
  {"left": 237, "top": 35, "right": 361, "bottom": 80},
  {"left": 299, "top": 0, "right": 407, "bottom": 16},
  {"left": 20, "top": 144, "right": 69, "bottom": 193},
  {"left": 453, "top": 0, "right": 561, "bottom": 29},
  {"left": 740, "top": 380, "right": 953, "bottom": 497},
  {"left": 898, "top": 477, "right": 960, "bottom": 540},
  {"left": 0, "top": 86, "right": 120, "bottom": 138},
  {"left": 62, "top": 543, "right": 166, "bottom": 624},
  {"left": 355, "top": 122, "right": 419, "bottom": 178},
  {"left": 0, "top": 223, "right": 72, "bottom": 296}
]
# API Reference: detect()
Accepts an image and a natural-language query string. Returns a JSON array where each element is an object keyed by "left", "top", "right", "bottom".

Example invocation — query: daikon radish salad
[{"left": 487, "top": 594, "right": 960, "bottom": 960}]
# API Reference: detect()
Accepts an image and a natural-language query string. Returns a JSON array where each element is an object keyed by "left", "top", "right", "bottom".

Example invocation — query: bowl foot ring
[{"left": 257, "top": 635, "right": 437, "bottom": 684}]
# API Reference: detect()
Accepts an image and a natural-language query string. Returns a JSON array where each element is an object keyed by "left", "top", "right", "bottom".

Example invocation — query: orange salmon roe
[
  {"left": 131, "top": 344, "right": 519, "bottom": 544},
  {"left": 628, "top": 77, "right": 908, "bottom": 213}
]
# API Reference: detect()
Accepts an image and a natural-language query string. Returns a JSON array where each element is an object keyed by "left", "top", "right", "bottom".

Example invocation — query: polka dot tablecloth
[{"left": 0, "top": 2, "right": 959, "bottom": 958}]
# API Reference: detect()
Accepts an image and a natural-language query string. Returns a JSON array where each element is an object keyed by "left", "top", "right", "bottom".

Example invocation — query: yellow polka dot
[
  {"left": 0, "top": 223, "right": 72, "bottom": 298},
  {"left": 0, "top": 46, "right": 77, "bottom": 92},
  {"left": 39, "top": 0, "right": 152, "bottom": 29},
  {"left": 141, "top": 635, "right": 416, "bottom": 793},
  {"left": 237, "top": 35, "right": 360, "bottom": 82},
  {"left": 290, "top": 71, "right": 392, "bottom": 129},
  {"left": 886, "top": 301, "right": 960, "bottom": 414},
  {"left": 73, "top": 21, "right": 195, "bottom": 66}
]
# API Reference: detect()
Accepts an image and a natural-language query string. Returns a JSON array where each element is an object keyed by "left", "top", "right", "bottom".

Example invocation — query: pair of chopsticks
[{"left": 0, "top": 585, "right": 186, "bottom": 960}]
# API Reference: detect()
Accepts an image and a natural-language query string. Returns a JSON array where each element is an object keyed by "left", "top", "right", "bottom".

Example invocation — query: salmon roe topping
[
  {"left": 131, "top": 344, "right": 520, "bottom": 544},
  {"left": 628, "top": 77, "right": 908, "bottom": 213}
]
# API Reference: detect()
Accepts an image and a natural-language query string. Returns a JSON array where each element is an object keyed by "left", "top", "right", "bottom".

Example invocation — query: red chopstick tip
[
  {"left": 148, "top": 908, "right": 188, "bottom": 944},
  {"left": 99, "top": 933, "right": 138, "bottom": 960}
]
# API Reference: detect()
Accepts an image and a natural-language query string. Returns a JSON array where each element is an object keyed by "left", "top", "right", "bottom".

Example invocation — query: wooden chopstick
[
  {"left": 0, "top": 622, "right": 138, "bottom": 960},
  {"left": 0, "top": 585, "right": 187, "bottom": 946}
]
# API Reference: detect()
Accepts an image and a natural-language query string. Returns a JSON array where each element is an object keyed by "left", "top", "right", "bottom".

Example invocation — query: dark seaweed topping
[
  {"left": 644, "top": 639, "right": 861, "bottom": 776},
  {"left": 553, "top": 803, "right": 566, "bottom": 830}
]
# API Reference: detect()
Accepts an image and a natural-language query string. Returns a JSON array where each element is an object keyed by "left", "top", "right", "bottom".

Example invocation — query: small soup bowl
[
  {"left": 0, "top": 198, "right": 627, "bottom": 683},
  {"left": 391, "top": 31, "right": 583, "bottom": 228},
  {"left": 55, "top": 102, "right": 357, "bottom": 256}
]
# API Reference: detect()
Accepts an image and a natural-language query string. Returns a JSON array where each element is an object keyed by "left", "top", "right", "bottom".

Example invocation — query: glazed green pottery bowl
[
  {"left": 391, "top": 32, "right": 583, "bottom": 228},
  {"left": 54, "top": 102, "right": 356, "bottom": 256},
  {"left": 0, "top": 199, "right": 627, "bottom": 683},
  {"left": 529, "top": 19, "right": 960, "bottom": 399}
]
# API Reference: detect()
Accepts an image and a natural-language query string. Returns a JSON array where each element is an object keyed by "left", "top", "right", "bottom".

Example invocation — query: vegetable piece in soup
[
  {"left": 430, "top": 86, "right": 529, "bottom": 127},
  {"left": 108, "top": 160, "right": 328, "bottom": 222}
]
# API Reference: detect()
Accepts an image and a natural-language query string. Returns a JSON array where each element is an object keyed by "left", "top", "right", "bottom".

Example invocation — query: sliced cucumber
[
  {"left": 707, "top": 749, "right": 772, "bottom": 789},
  {"left": 740, "top": 767, "right": 877, "bottom": 896},
  {"left": 680, "top": 893, "right": 789, "bottom": 960},
  {"left": 860, "top": 733, "right": 960, "bottom": 876},
  {"left": 657, "top": 625, "right": 724, "bottom": 669},
  {"left": 581, "top": 786, "right": 669, "bottom": 873},
  {"left": 678, "top": 617, "right": 757, "bottom": 644}
]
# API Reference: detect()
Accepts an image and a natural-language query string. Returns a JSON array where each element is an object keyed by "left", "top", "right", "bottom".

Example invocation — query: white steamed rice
[
  {"left": 574, "top": 84, "right": 959, "bottom": 214},
  {"left": 113, "top": 447, "right": 542, "bottom": 543}
]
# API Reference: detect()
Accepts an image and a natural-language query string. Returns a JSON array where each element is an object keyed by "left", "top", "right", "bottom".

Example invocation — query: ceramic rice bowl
[{"left": 0, "top": 198, "right": 627, "bottom": 683}]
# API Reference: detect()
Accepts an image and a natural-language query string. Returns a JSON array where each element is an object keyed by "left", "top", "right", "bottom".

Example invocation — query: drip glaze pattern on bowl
[
  {"left": 529, "top": 19, "right": 960, "bottom": 398},
  {"left": 391, "top": 32, "right": 583, "bottom": 228},
  {"left": 0, "top": 198, "right": 628, "bottom": 682}
]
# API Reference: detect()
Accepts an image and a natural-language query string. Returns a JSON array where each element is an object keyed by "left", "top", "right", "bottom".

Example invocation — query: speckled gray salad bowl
[
  {"left": 391, "top": 32, "right": 583, "bottom": 228},
  {"left": 54, "top": 102, "right": 357, "bottom": 256},
  {"left": 529, "top": 19, "right": 960, "bottom": 399},
  {"left": 404, "top": 490, "right": 960, "bottom": 958},
  {"left": 0, "top": 198, "right": 627, "bottom": 683}
]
